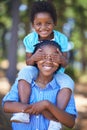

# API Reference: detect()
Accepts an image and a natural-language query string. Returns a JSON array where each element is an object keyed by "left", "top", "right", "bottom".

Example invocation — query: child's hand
[
  {"left": 32, "top": 49, "right": 46, "bottom": 62},
  {"left": 51, "top": 49, "right": 67, "bottom": 67},
  {"left": 24, "top": 100, "right": 49, "bottom": 115},
  {"left": 51, "top": 48, "right": 62, "bottom": 64}
]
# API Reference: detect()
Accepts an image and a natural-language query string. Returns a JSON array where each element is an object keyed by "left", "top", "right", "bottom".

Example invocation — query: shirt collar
[
  {"left": 31, "top": 78, "right": 59, "bottom": 90},
  {"left": 49, "top": 78, "right": 59, "bottom": 89}
]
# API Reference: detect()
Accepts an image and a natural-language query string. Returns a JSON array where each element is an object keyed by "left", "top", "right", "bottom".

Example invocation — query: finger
[
  {"left": 35, "top": 111, "right": 39, "bottom": 115},
  {"left": 24, "top": 105, "right": 32, "bottom": 112},
  {"left": 57, "top": 48, "right": 62, "bottom": 56},
  {"left": 38, "top": 48, "right": 42, "bottom": 52},
  {"left": 25, "top": 108, "right": 32, "bottom": 113}
]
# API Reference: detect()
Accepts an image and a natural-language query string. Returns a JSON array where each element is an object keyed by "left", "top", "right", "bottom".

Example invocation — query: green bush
[{"left": 65, "top": 65, "right": 77, "bottom": 81}]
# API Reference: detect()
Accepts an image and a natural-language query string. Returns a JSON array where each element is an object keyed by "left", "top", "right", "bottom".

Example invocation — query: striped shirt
[{"left": 2, "top": 78, "right": 77, "bottom": 130}]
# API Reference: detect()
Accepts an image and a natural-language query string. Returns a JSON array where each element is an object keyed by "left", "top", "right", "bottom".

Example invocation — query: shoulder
[
  {"left": 57, "top": 73, "right": 74, "bottom": 83},
  {"left": 23, "top": 31, "right": 38, "bottom": 52},
  {"left": 54, "top": 30, "right": 67, "bottom": 39},
  {"left": 55, "top": 72, "right": 75, "bottom": 89},
  {"left": 23, "top": 31, "right": 38, "bottom": 42},
  {"left": 53, "top": 30, "right": 68, "bottom": 52}
]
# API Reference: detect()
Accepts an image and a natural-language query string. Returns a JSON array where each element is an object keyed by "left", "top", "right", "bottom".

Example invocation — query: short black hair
[
  {"left": 33, "top": 40, "right": 61, "bottom": 53},
  {"left": 30, "top": 1, "right": 57, "bottom": 24}
]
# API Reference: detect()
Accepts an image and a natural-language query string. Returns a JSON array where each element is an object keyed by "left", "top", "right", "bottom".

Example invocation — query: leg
[
  {"left": 10, "top": 80, "right": 31, "bottom": 123},
  {"left": 18, "top": 80, "right": 31, "bottom": 104},
  {"left": 57, "top": 88, "right": 71, "bottom": 109},
  {"left": 48, "top": 89, "right": 71, "bottom": 130},
  {"left": 17, "top": 66, "right": 38, "bottom": 103},
  {"left": 18, "top": 66, "right": 38, "bottom": 103},
  {"left": 48, "top": 73, "right": 74, "bottom": 130},
  {"left": 10, "top": 66, "right": 38, "bottom": 123},
  {"left": 55, "top": 73, "right": 74, "bottom": 109}
]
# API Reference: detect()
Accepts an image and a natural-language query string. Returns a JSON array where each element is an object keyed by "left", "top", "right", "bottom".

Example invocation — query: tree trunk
[{"left": 6, "top": 0, "right": 20, "bottom": 83}]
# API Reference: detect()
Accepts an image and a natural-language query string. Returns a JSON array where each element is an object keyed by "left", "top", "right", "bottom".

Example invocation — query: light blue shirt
[
  {"left": 2, "top": 78, "right": 77, "bottom": 130},
  {"left": 23, "top": 30, "right": 68, "bottom": 73},
  {"left": 17, "top": 66, "right": 74, "bottom": 92},
  {"left": 23, "top": 30, "right": 68, "bottom": 53}
]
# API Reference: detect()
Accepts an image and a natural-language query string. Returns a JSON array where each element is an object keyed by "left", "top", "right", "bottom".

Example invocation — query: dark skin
[
  {"left": 18, "top": 47, "right": 71, "bottom": 110},
  {"left": 3, "top": 44, "right": 75, "bottom": 128},
  {"left": 18, "top": 48, "right": 71, "bottom": 114},
  {"left": 26, "top": 48, "right": 68, "bottom": 67},
  {"left": 4, "top": 100, "right": 75, "bottom": 128},
  {"left": 25, "top": 48, "right": 71, "bottom": 108},
  {"left": 18, "top": 12, "right": 71, "bottom": 118}
]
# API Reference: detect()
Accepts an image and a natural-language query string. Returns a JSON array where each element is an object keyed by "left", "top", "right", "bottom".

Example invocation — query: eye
[
  {"left": 46, "top": 21, "right": 54, "bottom": 25},
  {"left": 46, "top": 22, "right": 52, "bottom": 26},
  {"left": 34, "top": 22, "right": 41, "bottom": 27}
]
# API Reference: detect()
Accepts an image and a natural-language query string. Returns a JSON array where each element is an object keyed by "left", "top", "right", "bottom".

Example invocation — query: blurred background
[{"left": 0, "top": 0, "right": 87, "bottom": 130}]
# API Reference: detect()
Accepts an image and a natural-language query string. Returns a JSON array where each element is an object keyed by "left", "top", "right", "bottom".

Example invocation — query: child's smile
[{"left": 33, "top": 12, "right": 55, "bottom": 40}]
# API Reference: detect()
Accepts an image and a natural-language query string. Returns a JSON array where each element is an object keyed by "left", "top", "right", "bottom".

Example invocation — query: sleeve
[
  {"left": 23, "top": 33, "right": 34, "bottom": 53},
  {"left": 23, "top": 32, "right": 38, "bottom": 53},
  {"left": 59, "top": 34, "right": 68, "bottom": 52},
  {"left": 2, "top": 79, "right": 19, "bottom": 106},
  {"left": 55, "top": 73, "right": 74, "bottom": 92},
  {"left": 55, "top": 31, "right": 68, "bottom": 52}
]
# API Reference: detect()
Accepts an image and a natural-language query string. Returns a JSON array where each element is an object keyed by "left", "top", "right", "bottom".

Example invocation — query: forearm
[
  {"left": 61, "top": 52, "right": 69, "bottom": 67},
  {"left": 3, "top": 102, "right": 28, "bottom": 113},
  {"left": 47, "top": 101, "right": 75, "bottom": 128},
  {"left": 61, "top": 58, "right": 68, "bottom": 67},
  {"left": 26, "top": 52, "right": 36, "bottom": 65},
  {"left": 42, "top": 110, "right": 57, "bottom": 121}
]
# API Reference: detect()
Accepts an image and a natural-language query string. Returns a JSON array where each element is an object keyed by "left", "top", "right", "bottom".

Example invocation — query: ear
[
  {"left": 54, "top": 22, "right": 57, "bottom": 26},
  {"left": 32, "top": 23, "right": 34, "bottom": 28},
  {"left": 31, "top": 24, "right": 35, "bottom": 31}
]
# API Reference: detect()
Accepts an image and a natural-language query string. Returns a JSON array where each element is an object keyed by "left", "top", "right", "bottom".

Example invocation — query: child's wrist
[{"left": 21, "top": 104, "right": 29, "bottom": 113}]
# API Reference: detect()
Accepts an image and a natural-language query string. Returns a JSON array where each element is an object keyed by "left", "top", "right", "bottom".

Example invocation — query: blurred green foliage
[{"left": 0, "top": 0, "right": 87, "bottom": 80}]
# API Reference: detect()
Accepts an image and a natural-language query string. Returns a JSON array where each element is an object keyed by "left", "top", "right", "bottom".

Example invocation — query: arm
[
  {"left": 3, "top": 100, "right": 75, "bottom": 128},
  {"left": 61, "top": 52, "right": 69, "bottom": 67},
  {"left": 3, "top": 101, "right": 57, "bottom": 122},
  {"left": 46, "top": 100, "right": 75, "bottom": 128},
  {"left": 24, "top": 100, "right": 75, "bottom": 128},
  {"left": 3, "top": 102, "right": 29, "bottom": 113},
  {"left": 26, "top": 53, "right": 35, "bottom": 65},
  {"left": 57, "top": 51, "right": 69, "bottom": 67},
  {"left": 42, "top": 110, "right": 57, "bottom": 121}
]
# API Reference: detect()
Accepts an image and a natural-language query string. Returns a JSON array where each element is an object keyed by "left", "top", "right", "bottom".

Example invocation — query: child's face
[
  {"left": 33, "top": 12, "right": 55, "bottom": 40},
  {"left": 37, "top": 45, "right": 59, "bottom": 77}
]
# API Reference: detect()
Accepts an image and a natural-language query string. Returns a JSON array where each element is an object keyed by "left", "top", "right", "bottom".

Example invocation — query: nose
[
  {"left": 41, "top": 23, "right": 47, "bottom": 29},
  {"left": 45, "top": 55, "right": 52, "bottom": 62}
]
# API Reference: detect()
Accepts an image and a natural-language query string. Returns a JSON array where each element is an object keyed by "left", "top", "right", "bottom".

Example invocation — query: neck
[
  {"left": 36, "top": 74, "right": 53, "bottom": 88},
  {"left": 39, "top": 32, "right": 54, "bottom": 41}
]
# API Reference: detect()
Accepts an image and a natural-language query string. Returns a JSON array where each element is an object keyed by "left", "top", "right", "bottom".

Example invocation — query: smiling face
[
  {"left": 33, "top": 12, "right": 55, "bottom": 40},
  {"left": 37, "top": 44, "right": 59, "bottom": 77}
]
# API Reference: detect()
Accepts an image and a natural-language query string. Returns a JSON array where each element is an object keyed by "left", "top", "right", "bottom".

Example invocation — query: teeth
[
  {"left": 41, "top": 31, "right": 47, "bottom": 34},
  {"left": 43, "top": 66, "right": 52, "bottom": 70}
]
